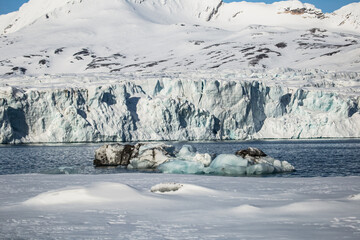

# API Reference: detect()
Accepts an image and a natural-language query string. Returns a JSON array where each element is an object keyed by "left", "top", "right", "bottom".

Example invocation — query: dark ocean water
[{"left": 0, "top": 139, "right": 359, "bottom": 177}]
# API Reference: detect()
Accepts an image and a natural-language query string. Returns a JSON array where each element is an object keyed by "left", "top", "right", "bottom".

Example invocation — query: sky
[{"left": 0, "top": 0, "right": 359, "bottom": 15}]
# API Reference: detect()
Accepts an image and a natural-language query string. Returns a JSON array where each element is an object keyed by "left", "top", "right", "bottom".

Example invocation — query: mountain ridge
[{"left": 1, "top": 0, "right": 360, "bottom": 34}]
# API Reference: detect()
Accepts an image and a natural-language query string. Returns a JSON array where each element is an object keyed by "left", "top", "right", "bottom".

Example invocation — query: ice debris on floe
[
  {"left": 348, "top": 194, "right": 360, "bottom": 200},
  {"left": 150, "top": 183, "right": 183, "bottom": 193},
  {"left": 176, "top": 145, "right": 212, "bottom": 167},
  {"left": 94, "top": 143, "right": 295, "bottom": 176}
]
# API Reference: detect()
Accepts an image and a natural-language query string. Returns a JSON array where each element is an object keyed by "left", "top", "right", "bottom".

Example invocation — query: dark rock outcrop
[
  {"left": 93, "top": 143, "right": 175, "bottom": 168},
  {"left": 235, "top": 147, "right": 267, "bottom": 159},
  {"left": 94, "top": 144, "right": 135, "bottom": 166}
]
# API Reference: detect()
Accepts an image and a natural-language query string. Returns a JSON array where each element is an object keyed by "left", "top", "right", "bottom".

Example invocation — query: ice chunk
[
  {"left": 193, "top": 153, "right": 212, "bottom": 167},
  {"left": 127, "top": 143, "right": 175, "bottom": 169},
  {"left": 348, "top": 194, "right": 360, "bottom": 200},
  {"left": 158, "top": 160, "right": 205, "bottom": 174},
  {"left": 176, "top": 145, "right": 212, "bottom": 167},
  {"left": 128, "top": 148, "right": 170, "bottom": 169},
  {"left": 206, "top": 152, "right": 294, "bottom": 176},
  {"left": 94, "top": 144, "right": 134, "bottom": 166},
  {"left": 246, "top": 163, "right": 275, "bottom": 175},
  {"left": 280, "top": 160, "right": 296, "bottom": 172},
  {"left": 177, "top": 145, "right": 197, "bottom": 159},
  {"left": 206, "top": 154, "right": 248, "bottom": 176},
  {"left": 210, "top": 154, "right": 248, "bottom": 168},
  {"left": 138, "top": 143, "right": 175, "bottom": 156},
  {"left": 92, "top": 143, "right": 294, "bottom": 176},
  {"left": 150, "top": 183, "right": 183, "bottom": 193}
]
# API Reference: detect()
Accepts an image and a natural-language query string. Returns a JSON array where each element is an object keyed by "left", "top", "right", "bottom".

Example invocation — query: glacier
[{"left": 0, "top": 69, "right": 359, "bottom": 143}]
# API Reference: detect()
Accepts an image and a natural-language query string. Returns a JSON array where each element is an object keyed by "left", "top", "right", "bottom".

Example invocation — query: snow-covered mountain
[
  {"left": 0, "top": 0, "right": 360, "bottom": 75},
  {"left": 0, "top": 0, "right": 359, "bottom": 143}
]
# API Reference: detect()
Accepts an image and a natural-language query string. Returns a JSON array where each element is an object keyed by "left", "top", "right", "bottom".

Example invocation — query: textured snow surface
[
  {"left": 1, "top": 69, "right": 359, "bottom": 143},
  {"left": 1, "top": 174, "right": 360, "bottom": 239}
]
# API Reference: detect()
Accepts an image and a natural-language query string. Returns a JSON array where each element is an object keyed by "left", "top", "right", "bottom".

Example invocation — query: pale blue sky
[
  {"left": 223, "top": 0, "right": 359, "bottom": 13},
  {"left": 0, "top": 0, "right": 359, "bottom": 15}
]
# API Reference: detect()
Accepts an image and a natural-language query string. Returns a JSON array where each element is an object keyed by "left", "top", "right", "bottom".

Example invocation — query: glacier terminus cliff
[{"left": 1, "top": 69, "right": 359, "bottom": 143}]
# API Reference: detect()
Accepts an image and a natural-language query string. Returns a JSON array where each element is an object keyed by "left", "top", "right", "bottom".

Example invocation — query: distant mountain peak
[
  {"left": 1, "top": 0, "right": 359, "bottom": 34},
  {"left": 333, "top": 2, "right": 360, "bottom": 29}
]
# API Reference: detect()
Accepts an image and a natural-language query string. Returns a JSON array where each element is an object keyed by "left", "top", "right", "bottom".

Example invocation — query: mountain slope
[{"left": 0, "top": 0, "right": 359, "bottom": 76}]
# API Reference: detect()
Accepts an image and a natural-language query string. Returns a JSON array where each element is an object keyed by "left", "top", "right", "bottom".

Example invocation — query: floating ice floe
[{"left": 94, "top": 143, "right": 295, "bottom": 176}]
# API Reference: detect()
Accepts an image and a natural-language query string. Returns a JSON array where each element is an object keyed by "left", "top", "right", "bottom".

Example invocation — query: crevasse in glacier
[{"left": 0, "top": 70, "right": 359, "bottom": 143}]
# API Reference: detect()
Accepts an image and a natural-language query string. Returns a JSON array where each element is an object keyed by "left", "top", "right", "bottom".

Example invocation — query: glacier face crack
[{"left": 0, "top": 70, "right": 359, "bottom": 143}]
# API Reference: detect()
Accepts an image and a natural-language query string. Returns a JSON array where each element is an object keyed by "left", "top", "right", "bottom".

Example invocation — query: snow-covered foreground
[{"left": 1, "top": 173, "right": 359, "bottom": 239}]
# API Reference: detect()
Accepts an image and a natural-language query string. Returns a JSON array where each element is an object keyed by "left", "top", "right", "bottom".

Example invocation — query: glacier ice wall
[{"left": 0, "top": 70, "right": 359, "bottom": 143}]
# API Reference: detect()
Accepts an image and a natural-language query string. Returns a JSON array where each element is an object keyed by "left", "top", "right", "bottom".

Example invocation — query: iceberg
[
  {"left": 93, "top": 143, "right": 295, "bottom": 176},
  {"left": 203, "top": 151, "right": 295, "bottom": 176}
]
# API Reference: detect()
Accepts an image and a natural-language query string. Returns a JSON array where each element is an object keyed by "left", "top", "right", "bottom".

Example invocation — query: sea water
[{"left": 0, "top": 139, "right": 359, "bottom": 177}]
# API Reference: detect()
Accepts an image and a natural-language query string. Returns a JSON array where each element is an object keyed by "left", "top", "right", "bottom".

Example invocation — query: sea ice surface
[{"left": 1, "top": 174, "right": 359, "bottom": 239}]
